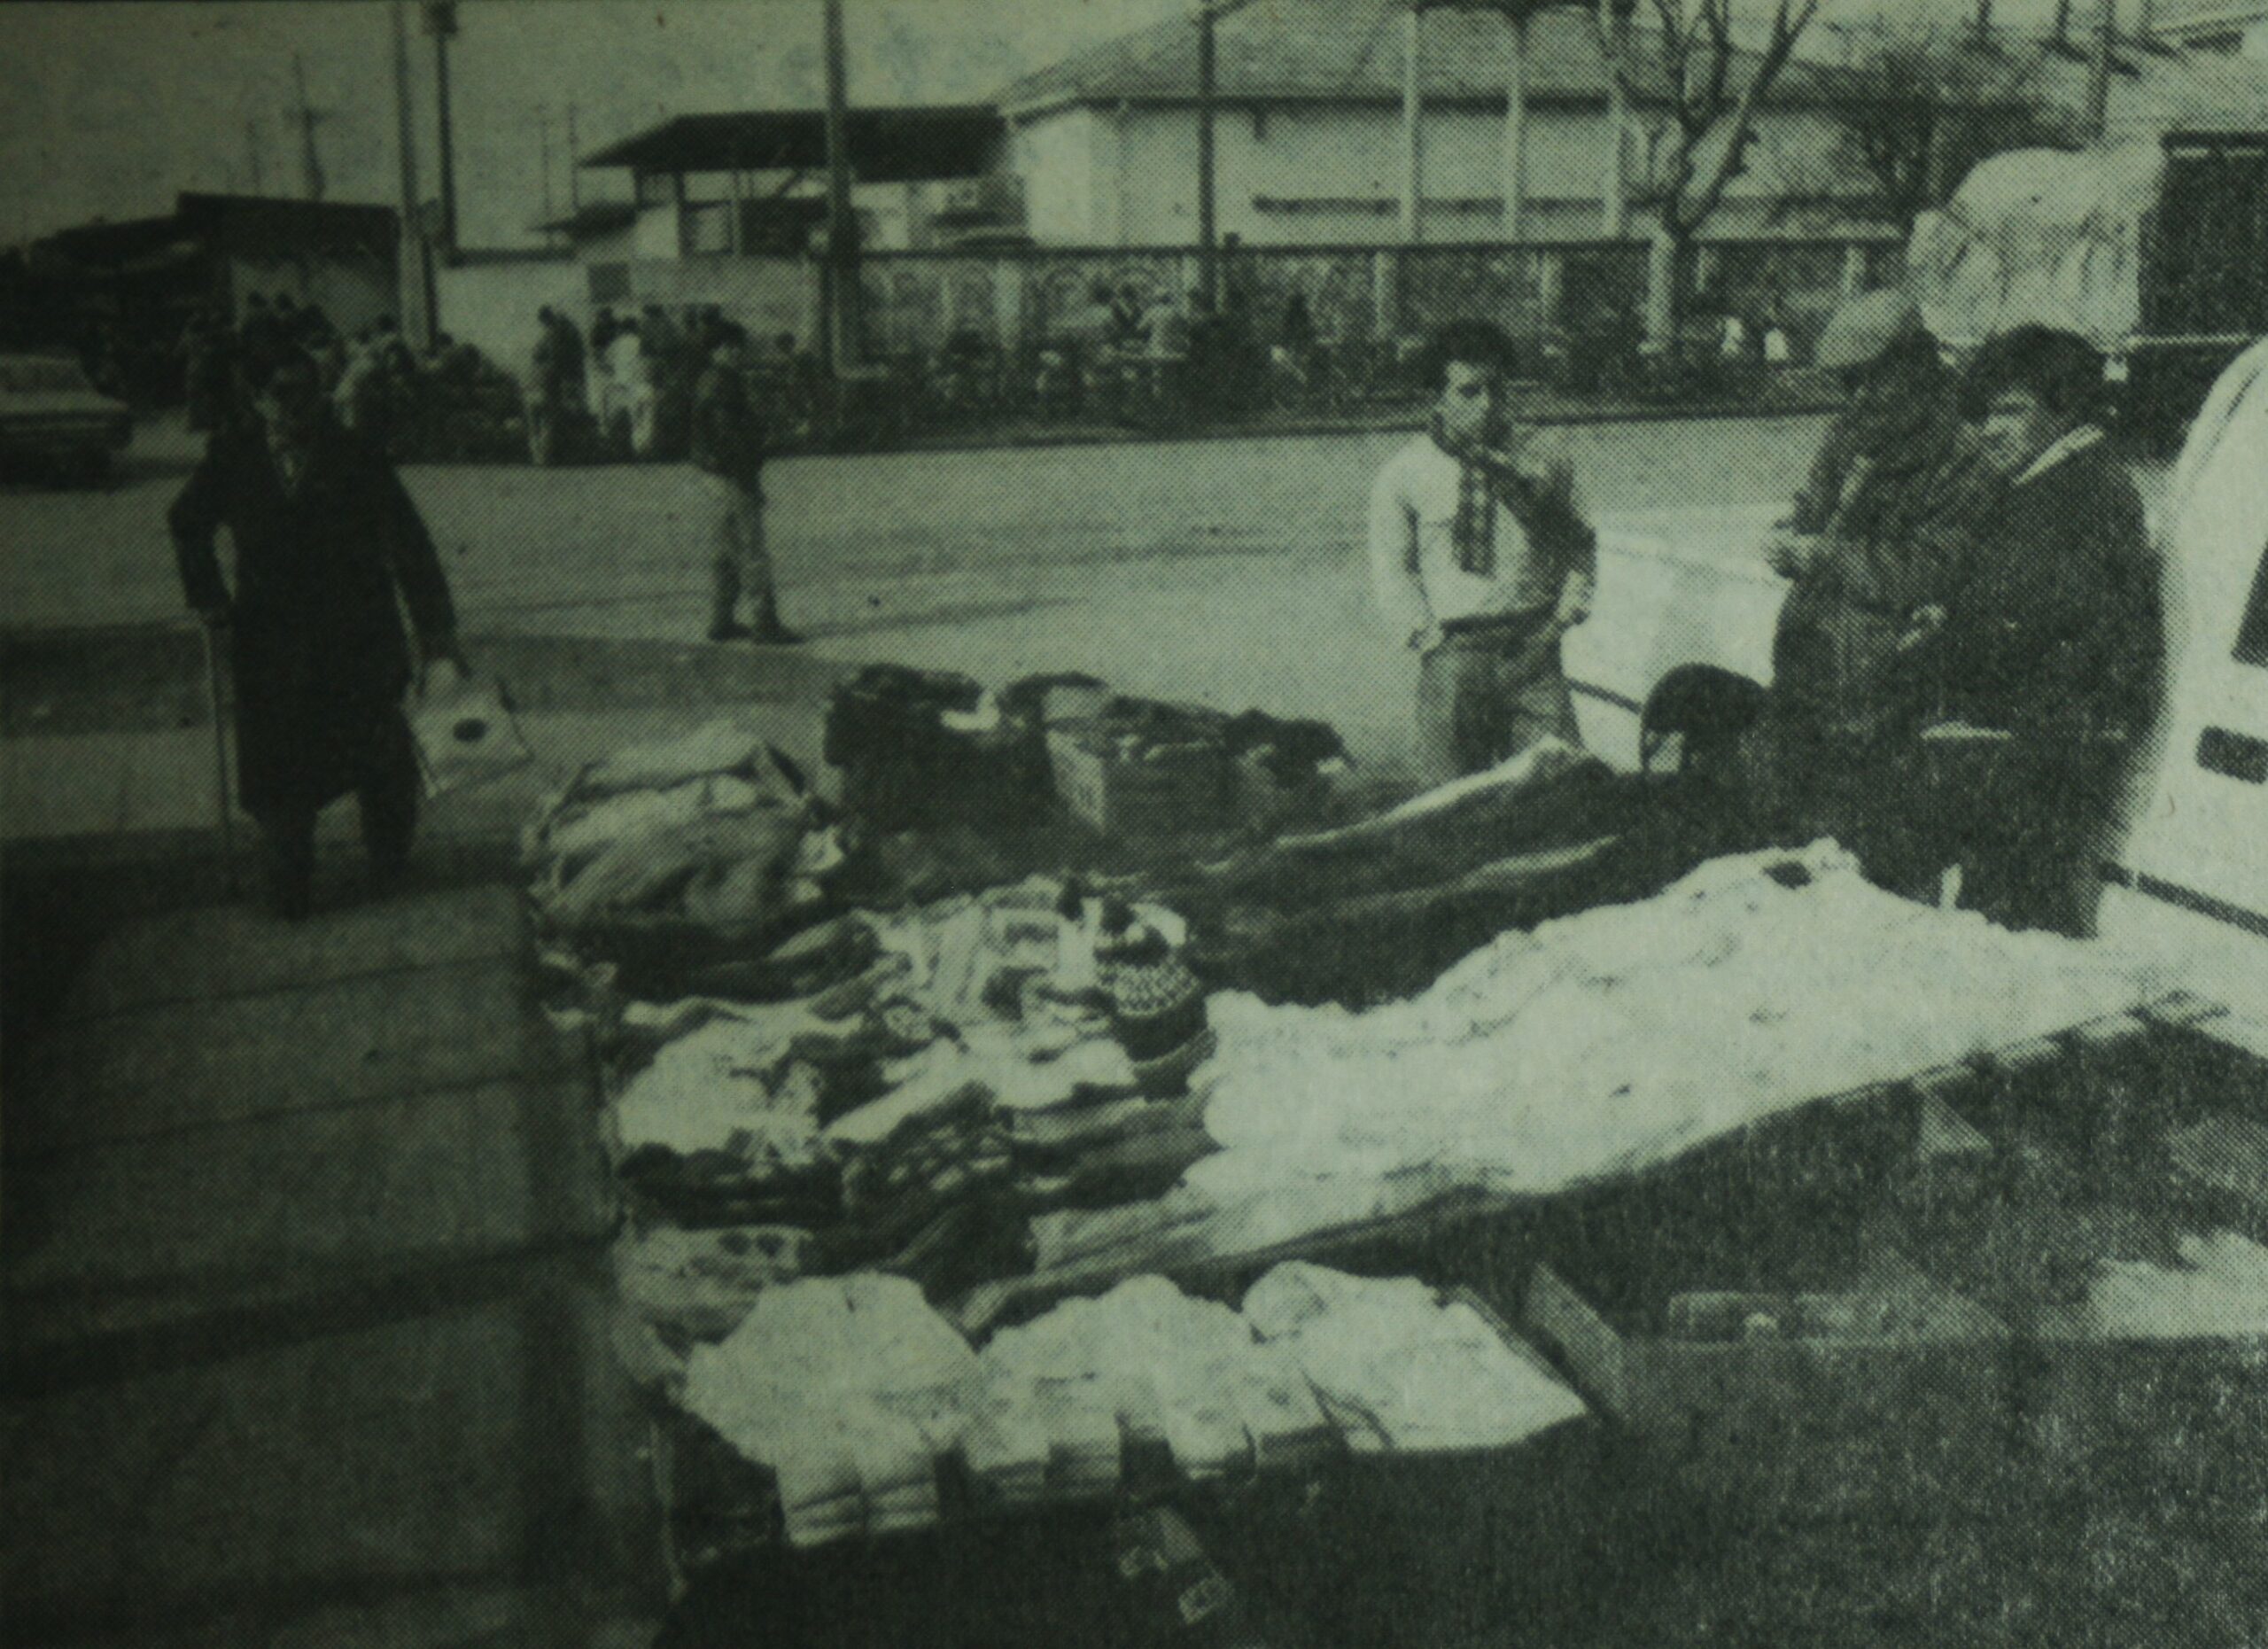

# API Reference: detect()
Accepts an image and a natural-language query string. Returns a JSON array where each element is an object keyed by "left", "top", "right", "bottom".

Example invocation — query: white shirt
[{"left": 1367, "top": 429, "right": 1591, "bottom": 643}]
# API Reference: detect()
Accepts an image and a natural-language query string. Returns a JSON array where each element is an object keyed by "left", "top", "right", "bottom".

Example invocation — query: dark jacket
[
  {"left": 170, "top": 416, "right": 458, "bottom": 816},
  {"left": 1938, "top": 438, "right": 2159, "bottom": 748},
  {"left": 1773, "top": 353, "right": 2001, "bottom": 735},
  {"left": 688, "top": 361, "right": 765, "bottom": 498}
]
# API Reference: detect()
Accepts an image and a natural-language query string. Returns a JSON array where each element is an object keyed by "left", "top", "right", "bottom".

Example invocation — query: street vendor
[
  {"left": 1916, "top": 325, "right": 2161, "bottom": 935},
  {"left": 1743, "top": 288, "right": 2000, "bottom": 886},
  {"left": 693, "top": 320, "right": 802, "bottom": 647},
  {"left": 525, "top": 305, "right": 586, "bottom": 466},
  {"left": 1367, "top": 320, "right": 1596, "bottom": 785},
  {"left": 169, "top": 346, "right": 463, "bottom": 919}
]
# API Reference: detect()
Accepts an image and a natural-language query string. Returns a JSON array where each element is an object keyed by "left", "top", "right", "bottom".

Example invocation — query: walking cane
[{"left": 198, "top": 620, "right": 240, "bottom": 895}]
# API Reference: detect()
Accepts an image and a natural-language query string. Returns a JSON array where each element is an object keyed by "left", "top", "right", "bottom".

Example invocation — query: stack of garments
[
  {"left": 681, "top": 1273, "right": 982, "bottom": 1547},
  {"left": 1242, "top": 1264, "right": 1586, "bottom": 1454},
  {"left": 1183, "top": 844, "right": 2159, "bottom": 1246},
  {"left": 524, "top": 720, "right": 836, "bottom": 936},
  {"left": 611, "top": 1015, "right": 839, "bottom": 1227},
  {"left": 974, "top": 1276, "right": 1334, "bottom": 1497}
]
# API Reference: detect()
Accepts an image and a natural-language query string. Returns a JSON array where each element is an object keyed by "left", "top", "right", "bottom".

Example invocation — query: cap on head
[{"left": 1814, "top": 288, "right": 1923, "bottom": 371}]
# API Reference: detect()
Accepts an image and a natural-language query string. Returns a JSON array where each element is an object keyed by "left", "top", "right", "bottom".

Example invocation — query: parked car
[{"left": 0, "top": 351, "right": 133, "bottom": 484}]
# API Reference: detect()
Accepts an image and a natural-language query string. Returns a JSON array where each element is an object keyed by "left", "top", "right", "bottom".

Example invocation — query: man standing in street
[
  {"left": 693, "top": 321, "right": 802, "bottom": 646},
  {"left": 169, "top": 347, "right": 463, "bottom": 920},
  {"left": 1368, "top": 321, "right": 1596, "bottom": 785},
  {"left": 1744, "top": 288, "right": 2000, "bottom": 889}
]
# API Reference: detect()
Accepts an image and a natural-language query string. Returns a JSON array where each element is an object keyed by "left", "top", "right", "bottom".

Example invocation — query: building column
[
  {"left": 1604, "top": 7, "right": 1631, "bottom": 236},
  {"left": 1840, "top": 241, "right": 1869, "bottom": 300},
  {"left": 1401, "top": 5, "right": 1425, "bottom": 244},
  {"left": 1503, "top": 12, "right": 1529, "bottom": 243},
  {"left": 1373, "top": 247, "right": 1400, "bottom": 341}
]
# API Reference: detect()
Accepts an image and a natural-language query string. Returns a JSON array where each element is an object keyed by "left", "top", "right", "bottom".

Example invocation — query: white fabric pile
[
  {"left": 973, "top": 1276, "right": 1332, "bottom": 1498},
  {"left": 2090, "top": 1232, "right": 2268, "bottom": 1341},
  {"left": 1187, "top": 844, "right": 2158, "bottom": 1233},
  {"left": 524, "top": 719, "right": 836, "bottom": 932},
  {"left": 614, "top": 1014, "right": 827, "bottom": 1162},
  {"left": 1242, "top": 1264, "right": 1586, "bottom": 1454},
  {"left": 682, "top": 1273, "right": 982, "bottom": 1546}
]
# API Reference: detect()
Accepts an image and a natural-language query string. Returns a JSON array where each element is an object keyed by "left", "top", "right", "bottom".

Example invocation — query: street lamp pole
[{"left": 389, "top": 0, "right": 434, "bottom": 348}]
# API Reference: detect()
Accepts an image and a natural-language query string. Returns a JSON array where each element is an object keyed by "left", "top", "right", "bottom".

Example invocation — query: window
[
  {"left": 635, "top": 171, "right": 677, "bottom": 208},
  {"left": 2235, "top": 535, "right": 2268, "bottom": 668}
]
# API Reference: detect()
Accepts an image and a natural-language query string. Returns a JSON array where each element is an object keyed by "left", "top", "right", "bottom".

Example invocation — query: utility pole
[
  {"left": 822, "top": 0, "right": 858, "bottom": 373},
  {"left": 538, "top": 106, "right": 555, "bottom": 225},
  {"left": 390, "top": 0, "right": 434, "bottom": 348},
  {"left": 1402, "top": 5, "right": 1425, "bottom": 243},
  {"left": 291, "top": 55, "right": 328, "bottom": 199},
  {"left": 566, "top": 104, "right": 582, "bottom": 212},
  {"left": 245, "top": 116, "right": 268, "bottom": 194},
  {"left": 423, "top": 2, "right": 461, "bottom": 257},
  {"left": 1199, "top": 3, "right": 1218, "bottom": 305},
  {"left": 2087, "top": 0, "right": 2117, "bottom": 138}
]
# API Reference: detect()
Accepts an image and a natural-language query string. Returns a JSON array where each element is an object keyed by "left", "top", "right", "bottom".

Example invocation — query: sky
[{"left": 0, "top": 0, "right": 2101, "bottom": 252}]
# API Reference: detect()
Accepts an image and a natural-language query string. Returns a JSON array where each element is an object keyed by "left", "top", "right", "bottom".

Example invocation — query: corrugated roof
[{"left": 996, "top": 1, "right": 1848, "bottom": 118}]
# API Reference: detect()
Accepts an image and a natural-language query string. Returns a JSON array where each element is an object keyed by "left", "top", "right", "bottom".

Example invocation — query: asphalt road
[{"left": 0, "top": 412, "right": 1822, "bottom": 764}]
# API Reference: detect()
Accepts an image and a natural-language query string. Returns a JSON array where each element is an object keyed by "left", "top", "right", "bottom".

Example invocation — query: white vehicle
[
  {"left": 1563, "top": 340, "right": 2268, "bottom": 1025},
  {"left": 2099, "top": 337, "right": 2268, "bottom": 1023}
]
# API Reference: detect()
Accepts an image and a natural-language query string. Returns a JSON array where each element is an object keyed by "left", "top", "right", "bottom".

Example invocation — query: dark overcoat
[{"left": 170, "top": 416, "right": 457, "bottom": 818}]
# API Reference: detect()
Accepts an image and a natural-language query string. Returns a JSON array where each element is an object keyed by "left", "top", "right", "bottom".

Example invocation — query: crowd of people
[
  {"left": 183, "top": 294, "right": 526, "bottom": 463},
  {"left": 1367, "top": 299, "right": 2159, "bottom": 940}
]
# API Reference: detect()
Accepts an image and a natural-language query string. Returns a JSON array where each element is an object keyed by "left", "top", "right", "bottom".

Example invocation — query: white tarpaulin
[{"left": 1909, "top": 144, "right": 2168, "bottom": 353}]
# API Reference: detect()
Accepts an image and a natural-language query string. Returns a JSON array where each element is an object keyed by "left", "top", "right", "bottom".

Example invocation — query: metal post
[
  {"left": 1604, "top": 4, "right": 1630, "bottom": 236},
  {"left": 1199, "top": 5, "right": 1219, "bottom": 305},
  {"left": 428, "top": 4, "right": 461, "bottom": 256},
  {"left": 566, "top": 105, "right": 581, "bottom": 212},
  {"left": 1503, "top": 12, "right": 1528, "bottom": 242},
  {"left": 390, "top": 0, "right": 433, "bottom": 349},
  {"left": 823, "top": 0, "right": 859, "bottom": 374},
  {"left": 1402, "top": 5, "right": 1425, "bottom": 244}
]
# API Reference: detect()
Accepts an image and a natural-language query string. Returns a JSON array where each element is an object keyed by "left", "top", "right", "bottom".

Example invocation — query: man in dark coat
[
  {"left": 170, "top": 347, "right": 462, "bottom": 918},
  {"left": 1743, "top": 289, "right": 2001, "bottom": 891},
  {"left": 1915, "top": 325, "right": 2162, "bottom": 935}
]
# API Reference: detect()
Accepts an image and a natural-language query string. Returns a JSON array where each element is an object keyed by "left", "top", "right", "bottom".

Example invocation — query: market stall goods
[
  {"left": 1242, "top": 1264, "right": 1587, "bottom": 1455},
  {"left": 523, "top": 720, "right": 833, "bottom": 938},
  {"left": 614, "top": 1223, "right": 815, "bottom": 1346},
  {"left": 682, "top": 1273, "right": 983, "bottom": 1547},
  {"left": 1024, "top": 844, "right": 2162, "bottom": 1280}
]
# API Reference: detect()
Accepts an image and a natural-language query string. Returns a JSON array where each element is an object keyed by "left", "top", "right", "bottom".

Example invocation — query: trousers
[
  {"left": 703, "top": 471, "right": 775, "bottom": 622},
  {"left": 1414, "top": 612, "right": 1576, "bottom": 787},
  {"left": 252, "top": 709, "right": 420, "bottom": 918}
]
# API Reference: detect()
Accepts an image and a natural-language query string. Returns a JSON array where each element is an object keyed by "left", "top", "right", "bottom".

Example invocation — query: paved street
[{"left": 1, "top": 412, "right": 1821, "bottom": 845}]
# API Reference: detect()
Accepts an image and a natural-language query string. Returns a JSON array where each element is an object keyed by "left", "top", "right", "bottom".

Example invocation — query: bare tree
[
  {"left": 1591, "top": 0, "right": 1826, "bottom": 340},
  {"left": 1814, "top": 22, "right": 2082, "bottom": 228}
]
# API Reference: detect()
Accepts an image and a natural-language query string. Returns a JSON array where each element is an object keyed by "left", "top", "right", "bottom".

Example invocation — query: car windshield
[{"left": 0, "top": 358, "right": 95, "bottom": 393}]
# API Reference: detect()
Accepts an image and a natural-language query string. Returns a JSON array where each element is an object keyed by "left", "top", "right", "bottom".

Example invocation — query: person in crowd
[
  {"left": 1743, "top": 287, "right": 2000, "bottom": 885},
  {"left": 183, "top": 306, "right": 236, "bottom": 433},
  {"left": 169, "top": 347, "right": 463, "bottom": 920},
  {"left": 527, "top": 305, "right": 587, "bottom": 466},
  {"left": 642, "top": 304, "right": 692, "bottom": 457},
  {"left": 691, "top": 321, "right": 801, "bottom": 646},
  {"left": 1916, "top": 325, "right": 2161, "bottom": 935},
  {"left": 1110, "top": 283, "right": 1148, "bottom": 349},
  {"left": 608, "top": 315, "right": 656, "bottom": 458},
  {"left": 1368, "top": 320, "right": 1597, "bottom": 786},
  {"left": 237, "top": 293, "right": 286, "bottom": 377}
]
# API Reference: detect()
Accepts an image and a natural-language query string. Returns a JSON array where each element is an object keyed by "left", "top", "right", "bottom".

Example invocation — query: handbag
[{"left": 408, "top": 665, "right": 532, "bottom": 797}]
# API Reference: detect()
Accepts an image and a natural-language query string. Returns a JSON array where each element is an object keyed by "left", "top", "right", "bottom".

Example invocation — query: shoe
[{"left": 707, "top": 618, "right": 752, "bottom": 642}]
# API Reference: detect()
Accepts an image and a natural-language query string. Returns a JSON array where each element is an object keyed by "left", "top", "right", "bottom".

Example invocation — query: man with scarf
[
  {"left": 1368, "top": 321, "right": 1596, "bottom": 785},
  {"left": 171, "top": 346, "right": 462, "bottom": 919}
]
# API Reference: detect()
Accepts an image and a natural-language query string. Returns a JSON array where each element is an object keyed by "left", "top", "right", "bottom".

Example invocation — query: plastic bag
[{"left": 410, "top": 667, "right": 532, "bottom": 797}]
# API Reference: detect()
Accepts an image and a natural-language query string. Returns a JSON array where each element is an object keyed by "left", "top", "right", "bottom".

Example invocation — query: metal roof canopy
[{"left": 579, "top": 107, "right": 1004, "bottom": 182}]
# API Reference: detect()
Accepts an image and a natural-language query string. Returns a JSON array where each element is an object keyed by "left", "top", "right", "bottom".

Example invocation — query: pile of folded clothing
[
  {"left": 524, "top": 720, "right": 840, "bottom": 940},
  {"left": 970, "top": 1276, "right": 1333, "bottom": 1501},
  {"left": 1242, "top": 1264, "right": 1587, "bottom": 1455},
  {"left": 681, "top": 1273, "right": 983, "bottom": 1548}
]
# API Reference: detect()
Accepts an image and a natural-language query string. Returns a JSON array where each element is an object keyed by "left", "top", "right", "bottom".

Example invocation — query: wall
[
  {"left": 436, "top": 256, "right": 590, "bottom": 370},
  {"left": 1009, "top": 101, "right": 1878, "bottom": 247}
]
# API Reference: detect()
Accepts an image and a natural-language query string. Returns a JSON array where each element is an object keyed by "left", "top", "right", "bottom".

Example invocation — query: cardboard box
[
  {"left": 1047, "top": 723, "right": 1229, "bottom": 837},
  {"left": 1522, "top": 1256, "right": 2015, "bottom": 1523}
]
